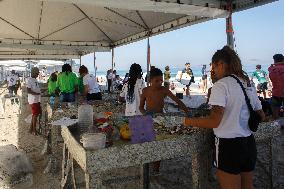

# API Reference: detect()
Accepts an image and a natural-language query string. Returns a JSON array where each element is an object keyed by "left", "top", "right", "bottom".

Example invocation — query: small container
[{"left": 80, "top": 133, "right": 106, "bottom": 150}]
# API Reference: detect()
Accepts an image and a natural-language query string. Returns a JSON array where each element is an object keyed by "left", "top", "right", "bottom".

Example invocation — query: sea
[{"left": 91, "top": 63, "right": 272, "bottom": 82}]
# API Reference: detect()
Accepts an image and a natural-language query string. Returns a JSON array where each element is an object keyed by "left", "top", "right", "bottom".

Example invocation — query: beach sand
[{"left": 0, "top": 87, "right": 61, "bottom": 189}]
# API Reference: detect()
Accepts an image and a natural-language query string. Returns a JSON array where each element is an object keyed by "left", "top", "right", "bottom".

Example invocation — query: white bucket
[{"left": 80, "top": 133, "right": 106, "bottom": 150}]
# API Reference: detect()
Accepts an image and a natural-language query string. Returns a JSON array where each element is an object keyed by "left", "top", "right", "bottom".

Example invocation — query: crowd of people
[{"left": 3, "top": 47, "right": 283, "bottom": 188}]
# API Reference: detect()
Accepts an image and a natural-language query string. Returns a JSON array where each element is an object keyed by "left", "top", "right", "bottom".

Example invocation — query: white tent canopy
[
  {"left": 0, "top": 60, "right": 27, "bottom": 67},
  {"left": 0, "top": 0, "right": 277, "bottom": 59},
  {"left": 37, "top": 60, "right": 64, "bottom": 66}
]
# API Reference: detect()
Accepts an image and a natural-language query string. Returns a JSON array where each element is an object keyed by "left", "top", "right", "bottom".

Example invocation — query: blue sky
[{"left": 78, "top": 0, "right": 284, "bottom": 72}]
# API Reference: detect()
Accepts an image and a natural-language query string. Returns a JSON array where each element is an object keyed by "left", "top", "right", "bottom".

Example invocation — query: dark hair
[
  {"left": 256, "top": 65, "right": 261, "bottom": 69},
  {"left": 165, "top": 66, "right": 169, "bottom": 71},
  {"left": 185, "top": 62, "right": 190, "bottom": 65},
  {"left": 50, "top": 72, "right": 57, "bottom": 82},
  {"left": 212, "top": 46, "right": 250, "bottom": 83},
  {"left": 79, "top": 65, "right": 88, "bottom": 76},
  {"left": 273, "top": 54, "right": 284, "bottom": 63},
  {"left": 62, "top": 64, "right": 72, "bottom": 75},
  {"left": 150, "top": 68, "right": 163, "bottom": 80},
  {"left": 127, "top": 63, "right": 142, "bottom": 103}
]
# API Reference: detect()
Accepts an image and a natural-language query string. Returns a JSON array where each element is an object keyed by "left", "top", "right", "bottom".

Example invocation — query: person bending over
[
  {"left": 139, "top": 67, "right": 189, "bottom": 115},
  {"left": 79, "top": 65, "right": 102, "bottom": 101}
]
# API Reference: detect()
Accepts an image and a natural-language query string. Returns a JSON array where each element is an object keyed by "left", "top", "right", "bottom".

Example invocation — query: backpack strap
[{"left": 227, "top": 75, "right": 254, "bottom": 112}]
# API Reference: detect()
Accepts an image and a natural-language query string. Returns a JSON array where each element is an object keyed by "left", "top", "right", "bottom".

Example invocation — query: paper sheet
[{"left": 50, "top": 117, "right": 78, "bottom": 127}]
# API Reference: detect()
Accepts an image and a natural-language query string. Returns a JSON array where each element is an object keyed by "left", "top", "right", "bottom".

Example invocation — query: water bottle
[{"left": 78, "top": 105, "right": 93, "bottom": 133}]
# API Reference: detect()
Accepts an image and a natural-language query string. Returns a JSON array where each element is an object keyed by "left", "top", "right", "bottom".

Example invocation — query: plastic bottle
[{"left": 78, "top": 105, "right": 93, "bottom": 133}]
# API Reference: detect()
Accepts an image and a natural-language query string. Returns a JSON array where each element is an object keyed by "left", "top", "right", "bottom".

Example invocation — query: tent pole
[
  {"left": 111, "top": 48, "right": 114, "bottom": 71},
  {"left": 146, "top": 36, "right": 150, "bottom": 86},
  {"left": 226, "top": 1, "right": 234, "bottom": 49},
  {"left": 94, "top": 52, "right": 97, "bottom": 78}
]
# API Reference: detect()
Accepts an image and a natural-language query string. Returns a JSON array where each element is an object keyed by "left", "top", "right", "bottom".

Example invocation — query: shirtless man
[{"left": 139, "top": 68, "right": 189, "bottom": 115}]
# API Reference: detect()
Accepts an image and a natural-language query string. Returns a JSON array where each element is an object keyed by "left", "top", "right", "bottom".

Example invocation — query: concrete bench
[{"left": 0, "top": 145, "right": 33, "bottom": 189}]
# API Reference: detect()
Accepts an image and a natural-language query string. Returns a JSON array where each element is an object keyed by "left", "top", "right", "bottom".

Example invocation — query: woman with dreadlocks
[{"left": 119, "top": 63, "right": 145, "bottom": 116}]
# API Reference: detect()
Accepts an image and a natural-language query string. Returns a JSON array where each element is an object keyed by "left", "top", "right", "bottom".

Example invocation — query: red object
[
  {"left": 95, "top": 118, "right": 107, "bottom": 123},
  {"left": 268, "top": 64, "right": 284, "bottom": 97},
  {"left": 31, "top": 102, "right": 41, "bottom": 116},
  {"left": 100, "top": 125, "right": 114, "bottom": 133}
]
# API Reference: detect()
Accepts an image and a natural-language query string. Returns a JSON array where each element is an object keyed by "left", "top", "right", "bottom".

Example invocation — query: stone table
[{"left": 61, "top": 125, "right": 212, "bottom": 189}]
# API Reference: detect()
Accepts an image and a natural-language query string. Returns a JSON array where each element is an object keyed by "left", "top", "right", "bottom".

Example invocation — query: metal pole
[
  {"left": 111, "top": 48, "right": 114, "bottom": 71},
  {"left": 94, "top": 52, "right": 97, "bottom": 78},
  {"left": 79, "top": 56, "right": 82, "bottom": 66},
  {"left": 146, "top": 37, "right": 150, "bottom": 86},
  {"left": 226, "top": 2, "right": 234, "bottom": 49}
]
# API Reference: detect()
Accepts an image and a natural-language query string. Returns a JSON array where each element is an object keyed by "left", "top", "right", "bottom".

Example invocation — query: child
[
  {"left": 26, "top": 67, "right": 41, "bottom": 135},
  {"left": 139, "top": 68, "right": 189, "bottom": 115},
  {"left": 48, "top": 72, "right": 58, "bottom": 108}
]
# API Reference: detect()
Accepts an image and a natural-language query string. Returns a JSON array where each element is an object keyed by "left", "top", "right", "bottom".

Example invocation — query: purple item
[{"left": 129, "top": 115, "right": 156, "bottom": 144}]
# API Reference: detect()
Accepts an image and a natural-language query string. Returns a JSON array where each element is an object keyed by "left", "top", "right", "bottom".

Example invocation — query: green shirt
[
  {"left": 78, "top": 77, "right": 84, "bottom": 94},
  {"left": 57, "top": 72, "right": 78, "bottom": 93},
  {"left": 48, "top": 79, "right": 57, "bottom": 95},
  {"left": 252, "top": 70, "right": 267, "bottom": 84}
]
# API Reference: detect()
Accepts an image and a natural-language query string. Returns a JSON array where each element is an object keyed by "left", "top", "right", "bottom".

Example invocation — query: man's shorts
[
  {"left": 213, "top": 135, "right": 257, "bottom": 174},
  {"left": 8, "top": 85, "right": 17, "bottom": 95},
  {"left": 259, "top": 82, "right": 268, "bottom": 91},
  {"left": 60, "top": 92, "right": 75, "bottom": 102},
  {"left": 202, "top": 75, "right": 207, "bottom": 80},
  {"left": 271, "top": 96, "right": 284, "bottom": 107},
  {"left": 31, "top": 102, "right": 41, "bottom": 116}
]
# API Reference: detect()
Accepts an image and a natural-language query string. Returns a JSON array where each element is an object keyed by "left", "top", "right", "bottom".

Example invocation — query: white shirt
[
  {"left": 209, "top": 76, "right": 262, "bottom": 138},
  {"left": 120, "top": 79, "right": 145, "bottom": 116},
  {"left": 7, "top": 74, "right": 19, "bottom": 87},
  {"left": 26, "top": 77, "right": 41, "bottom": 104},
  {"left": 83, "top": 74, "right": 100, "bottom": 94}
]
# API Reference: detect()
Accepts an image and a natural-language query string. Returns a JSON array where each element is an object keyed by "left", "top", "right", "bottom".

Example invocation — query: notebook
[{"left": 129, "top": 115, "right": 156, "bottom": 144}]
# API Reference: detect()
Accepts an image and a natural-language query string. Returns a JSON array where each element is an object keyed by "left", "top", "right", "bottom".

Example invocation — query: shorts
[
  {"left": 213, "top": 134, "right": 256, "bottom": 174},
  {"left": 271, "top": 96, "right": 284, "bottom": 107},
  {"left": 202, "top": 75, "right": 207, "bottom": 80},
  {"left": 259, "top": 82, "right": 268, "bottom": 91},
  {"left": 31, "top": 103, "right": 41, "bottom": 116},
  {"left": 8, "top": 85, "right": 17, "bottom": 95},
  {"left": 87, "top": 92, "right": 102, "bottom": 101},
  {"left": 60, "top": 92, "right": 75, "bottom": 102},
  {"left": 164, "top": 81, "right": 170, "bottom": 88}
]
